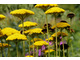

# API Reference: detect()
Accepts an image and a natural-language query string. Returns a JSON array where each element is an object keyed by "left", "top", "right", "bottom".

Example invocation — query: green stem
[
  {"left": 61, "top": 29, "right": 65, "bottom": 57},
  {"left": 33, "top": 38, "right": 34, "bottom": 56},
  {"left": 3, "top": 47, "right": 6, "bottom": 57},
  {"left": 1, "top": 39, "right": 3, "bottom": 57},
  {"left": 36, "top": 46, "right": 38, "bottom": 57},
  {"left": 1, "top": 47, "right": 2, "bottom": 57},
  {"left": 54, "top": 14, "right": 58, "bottom": 57},
  {"left": 22, "top": 19, "right": 25, "bottom": 57},
  {"left": 16, "top": 40, "right": 18, "bottom": 57},
  {"left": 8, "top": 41, "right": 10, "bottom": 57},
  {"left": 29, "top": 36, "right": 30, "bottom": 56},
  {"left": 45, "top": 14, "right": 50, "bottom": 57}
]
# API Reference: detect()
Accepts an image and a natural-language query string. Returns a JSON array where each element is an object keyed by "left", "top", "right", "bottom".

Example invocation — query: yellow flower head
[
  {"left": 25, "top": 55, "right": 34, "bottom": 57},
  {"left": 0, "top": 29, "right": 4, "bottom": 37},
  {"left": 6, "top": 33, "right": 27, "bottom": 41},
  {"left": 51, "top": 25, "right": 55, "bottom": 29},
  {"left": 34, "top": 41, "right": 49, "bottom": 46},
  {"left": 24, "top": 28, "right": 43, "bottom": 35},
  {"left": 1, "top": 27, "right": 20, "bottom": 36},
  {"left": 44, "top": 49, "right": 54, "bottom": 54},
  {"left": 52, "top": 32, "right": 68, "bottom": 37},
  {"left": 56, "top": 22, "right": 70, "bottom": 28},
  {"left": 46, "top": 37, "right": 54, "bottom": 41},
  {"left": 0, "top": 14, "right": 6, "bottom": 20},
  {"left": 10, "top": 9, "right": 34, "bottom": 19},
  {"left": 45, "top": 7, "right": 65, "bottom": 14},
  {"left": 18, "top": 21, "right": 37, "bottom": 28},
  {"left": 35, "top": 4, "right": 58, "bottom": 11},
  {"left": 31, "top": 38, "right": 43, "bottom": 42},
  {"left": 0, "top": 43, "right": 11, "bottom": 47}
]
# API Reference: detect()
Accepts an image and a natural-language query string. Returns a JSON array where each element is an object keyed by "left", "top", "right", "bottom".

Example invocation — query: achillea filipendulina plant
[
  {"left": 1, "top": 27, "right": 20, "bottom": 36},
  {"left": 0, "top": 14, "right": 6, "bottom": 20},
  {"left": 10, "top": 9, "right": 34, "bottom": 56},
  {"left": 45, "top": 7, "right": 65, "bottom": 57},
  {"left": 31, "top": 38, "right": 43, "bottom": 42},
  {"left": 34, "top": 41, "right": 49, "bottom": 57},
  {"left": 0, "top": 43, "right": 11, "bottom": 47},
  {"left": 35, "top": 4, "right": 58, "bottom": 57},
  {"left": 44, "top": 49, "right": 55, "bottom": 54},
  {"left": 6, "top": 33, "right": 27, "bottom": 57},
  {"left": 46, "top": 37, "right": 54, "bottom": 41},
  {"left": 18, "top": 21, "right": 37, "bottom": 28}
]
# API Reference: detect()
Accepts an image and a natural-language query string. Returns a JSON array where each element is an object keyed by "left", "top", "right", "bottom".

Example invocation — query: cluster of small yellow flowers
[
  {"left": 18, "top": 21, "right": 37, "bottom": 28},
  {"left": 51, "top": 25, "right": 55, "bottom": 29},
  {"left": 31, "top": 38, "right": 43, "bottom": 42},
  {"left": 1, "top": 27, "right": 20, "bottom": 36},
  {"left": 25, "top": 55, "right": 34, "bottom": 57},
  {"left": 34, "top": 41, "right": 49, "bottom": 46},
  {"left": 52, "top": 32, "right": 68, "bottom": 37},
  {"left": 44, "top": 49, "right": 55, "bottom": 54},
  {"left": 6, "top": 33, "right": 27, "bottom": 41},
  {"left": 0, "top": 14, "right": 6, "bottom": 20},
  {"left": 30, "top": 45, "right": 36, "bottom": 48},
  {"left": 0, "top": 43, "right": 11, "bottom": 47},
  {"left": 0, "top": 29, "right": 4, "bottom": 37},
  {"left": 45, "top": 7, "right": 65, "bottom": 14},
  {"left": 10, "top": 9, "right": 34, "bottom": 19},
  {"left": 46, "top": 37, "right": 54, "bottom": 41},
  {"left": 24, "top": 28, "right": 43, "bottom": 35},
  {"left": 56, "top": 22, "right": 70, "bottom": 28},
  {"left": 35, "top": 4, "right": 58, "bottom": 9}
]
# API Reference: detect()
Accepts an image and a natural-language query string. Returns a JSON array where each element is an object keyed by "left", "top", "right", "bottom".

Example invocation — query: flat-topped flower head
[
  {"left": 6, "top": 33, "right": 27, "bottom": 41},
  {"left": 43, "top": 49, "right": 54, "bottom": 54},
  {"left": 0, "top": 28, "right": 4, "bottom": 37},
  {"left": 18, "top": 21, "right": 37, "bottom": 28},
  {"left": 31, "top": 38, "right": 43, "bottom": 42},
  {"left": 10, "top": 9, "right": 34, "bottom": 19},
  {"left": 46, "top": 37, "right": 54, "bottom": 41},
  {"left": 1, "top": 27, "right": 20, "bottom": 36},
  {"left": 34, "top": 41, "right": 49, "bottom": 46},
  {"left": 0, "top": 43, "right": 11, "bottom": 47},
  {"left": 45, "top": 7, "right": 65, "bottom": 14},
  {"left": 0, "top": 14, "right": 6, "bottom": 20},
  {"left": 24, "top": 28, "right": 43, "bottom": 35},
  {"left": 52, "top": 32, "right": 68, "bottom": 37},
  {"left": 25, "top": 55, "right": 34, "bottom": 57},
  {"left": 35, "top": 4, "right": 58, "bottom": 11}
]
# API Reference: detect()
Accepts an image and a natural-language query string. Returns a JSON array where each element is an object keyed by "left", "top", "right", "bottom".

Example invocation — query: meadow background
[{"left": 0, "top": 4, "right": 80, "bottom": 57}]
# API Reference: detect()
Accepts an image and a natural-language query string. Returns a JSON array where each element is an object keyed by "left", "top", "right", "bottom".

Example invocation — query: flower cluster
[
  {"left": 45, "top": 7, "right": 65, "bottom": 14},
  {"left": 0, "top": 14, "right": 6, "bottom": 20},
  {"left": 18, "top": 21, "right": 37, "bottom": 28},
  {"left": 31, "top": 38, "right": 43, "bottom": 42},
  {"left": 1, "top": 27, "right": 20, "bottom": 36},
  {"left": 6, "top": 33, "right": 27, "bottom": 40},
  {"left": 0, "top": 43, "right": 11, "bottom": 47}
]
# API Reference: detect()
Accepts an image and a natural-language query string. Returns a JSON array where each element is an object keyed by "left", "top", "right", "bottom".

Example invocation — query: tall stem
[
  {"left": 45, "top": 14, "right": 50, "bottom": 57},
  {"left": 54, "top": 14, "right": 58, "bottom": 57},
  {"left": 36, "top": 46, "right": 38, "bottom": 57},
  {"left": 3, "top": 47, "right": 6, "bottom": 57},
  {"left": 1, "top": 47, "right": 2, "bottom": 57},
  {"left": 22, "top": 18, "right": 25, "bottom": 57},
  {"left": 61, "top": 29, "right": 65, "bottom": 57},
  {"left": 59, "top": 44, "right": 60, "bottom": 57},
  {"left": 29, "top": 36, "right": 30, "bottom": 56},
  {"left": 16, "top": 40, "right": 18, "bottom": 57},
  {"left": 8, "top": 41, "right": 10, "bottom": 57},
  {"left": 33, "top": 38, "right": 34, "bottom": 56},
  {"left": 1, "top": 39, "right": 3, "bottom": 57}
]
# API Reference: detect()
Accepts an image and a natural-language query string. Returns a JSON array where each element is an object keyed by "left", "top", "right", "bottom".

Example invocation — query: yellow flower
[
  {"left": 56, "top": 22, "right": 70, "bottom": 28},
  {"left": 25, "top": 55, "right": 34, "bottom": 57},
  {"left": 52, "top": 32, "right": 68, "bottom": 37},
  {"left": 6, "top": 33, "right": 27, "bottom": 41},
  {"left": 46, "top": 37, "right": 54, "bottom": 41},
  {"left": 18, "top": 21, "right": 37, "bottom": 28},
  {"left": 0, "top": 14, "right": 6, "bottom": 20},
  {"left": 30, "top": 45, "right": 36, "bottom": 48},
  {"left": 45, "top": 7, "right": 65, "bottom": 14},
  {"left": 31, "top": 38, "right": 43, "bottom": 42},
  {"left": 0, "top": 43, "right": 11, "bottom": 47},
  {"left": 0, "top": 29, "right": 4, "bottom": 37},
  {"left": 44, "top": 49, "right": 54, "bottom": 54},
  {"left": 35, "top": 4, "right": 58, "bottom": 10},
  {"left": 1, "top": 27, "right": 20, "bottom": 36},
  {"left": 51, "top": 22, "right": 70, "bottom": 29},
  {"left": 24, "top": 28, "right": 43, "bottom": 35},
  {"left": 34, "top": 41, "right": 49, "bottom": 46},
  {"left": 10, "top": 9, "right": 34, "bottom": 19}
]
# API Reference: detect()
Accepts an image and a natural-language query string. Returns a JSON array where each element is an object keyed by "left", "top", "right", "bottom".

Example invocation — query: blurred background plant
[{"left": 0, "top": 4, "right": 80, "bottom": 57}]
